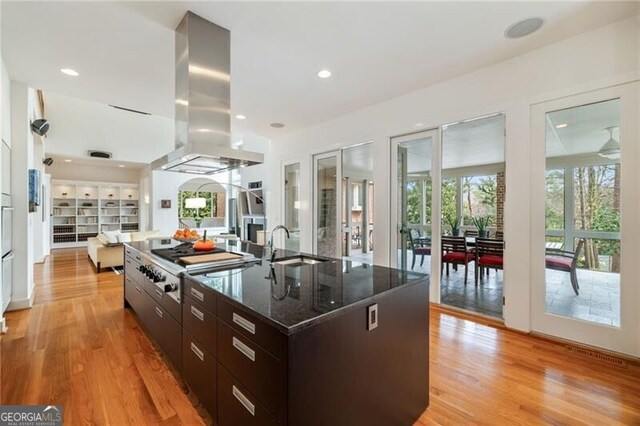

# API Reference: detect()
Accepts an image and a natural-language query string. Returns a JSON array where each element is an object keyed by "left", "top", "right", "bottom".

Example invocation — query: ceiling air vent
[{"left": 88, "top": 150, "right": 112, "bottom": 159}]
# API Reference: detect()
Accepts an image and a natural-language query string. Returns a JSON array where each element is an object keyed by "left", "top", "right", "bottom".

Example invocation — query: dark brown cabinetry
[
  {"left": 182, "top": 329, "right": 217, "bottom": 421},
  {"left": 124, "top": 252, "right": 182, "bottom": 373},
  {"left": 125, "top": 248, "right": 429, "bottom": 426}
]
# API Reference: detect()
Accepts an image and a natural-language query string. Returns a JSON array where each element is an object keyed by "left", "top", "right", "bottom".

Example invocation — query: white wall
[
  {"left": 268, "top": 16, "right": 640, "bottom": 334},
  {"left": 47, "top": 161, "right": 141, "bottom": 183},
  {"left": 43, "top": 91, "right": 173, "bottom": 164},
  {"left": 148, "top": 132, "right": 272, "bottom": 237},
  {"left": 9, "top": 82, "right": 38, "bottom": 310}
]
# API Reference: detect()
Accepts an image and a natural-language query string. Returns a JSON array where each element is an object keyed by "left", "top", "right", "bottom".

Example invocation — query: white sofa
[{"left": 87, "top": 230, "right": 161, "bottom": 272}]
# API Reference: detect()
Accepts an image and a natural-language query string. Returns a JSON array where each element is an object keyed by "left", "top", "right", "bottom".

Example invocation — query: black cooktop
[{"left": 151, "top": 243, "right": 226, "bottom": 264}]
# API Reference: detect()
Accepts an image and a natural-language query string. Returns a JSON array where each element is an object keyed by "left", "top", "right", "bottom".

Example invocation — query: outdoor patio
[{"left": 405, "top": 251, "right": 621, "bottom": 325}]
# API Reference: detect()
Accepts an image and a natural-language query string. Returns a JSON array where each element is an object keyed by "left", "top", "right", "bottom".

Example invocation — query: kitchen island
[{"left": 124, "top": 238, "right": 429, "bottom": 426}]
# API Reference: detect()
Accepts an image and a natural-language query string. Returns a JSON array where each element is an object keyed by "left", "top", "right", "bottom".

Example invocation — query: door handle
[
  {"left": 190, "top": 287, "right": 204, "bottom": 302},
  {"left": 190, "top": 305, "right": 204, "bottom": 322},
  {"left": 232, "top": 337, "right": 255, "bottom": 362},
  {"left": 1, "top": 207, "right": 14, "bottom": 211},
  {"left": 2, "top": 253, "right": 14, "bottom": 262},
  {"left": 232, "top": 312, "right": 256, "bottom": 334},
  {"left": 232, "top": 385, "right": 255, "bottom": 416},
  {"left": 190, "top": 342, "right": 204, "bottom": 362}
]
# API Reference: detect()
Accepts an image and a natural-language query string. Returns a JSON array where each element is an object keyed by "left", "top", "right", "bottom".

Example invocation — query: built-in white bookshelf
[{"left": 51, "top": 180, "right": 140, "bottom": 248}]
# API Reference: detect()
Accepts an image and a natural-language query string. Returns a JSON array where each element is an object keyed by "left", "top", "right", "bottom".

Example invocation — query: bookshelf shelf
[{"left": 51, "top": 180, "right": 140, "bottom": 248}]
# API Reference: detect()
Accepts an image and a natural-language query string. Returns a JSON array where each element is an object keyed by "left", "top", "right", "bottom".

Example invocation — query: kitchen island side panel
[{"left": 287, "top": 279, "right": 429, "bottom": 426}]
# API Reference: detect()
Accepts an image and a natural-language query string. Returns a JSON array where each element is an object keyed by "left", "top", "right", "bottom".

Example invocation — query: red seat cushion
[
  {"left": 546, "top": 255, "right": 572, "bottom": 271},
  {"left": 442, "top": 251, "right": 474, "bottom": 263},
  {"left": 478, "top": 254, "right": 503, "bottom": 267},
  {"left": 414, "top": 247, "right": 431, "bottom": 255}
]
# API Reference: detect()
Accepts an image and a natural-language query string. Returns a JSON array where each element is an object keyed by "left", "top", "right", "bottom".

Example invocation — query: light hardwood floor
[{"left": 2, "top": 248, "right": 639, "bottom": 425}]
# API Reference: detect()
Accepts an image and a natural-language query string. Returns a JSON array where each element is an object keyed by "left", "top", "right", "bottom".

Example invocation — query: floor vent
[{"left": 566, "top": 345, "right": 628, "bottom": 368}]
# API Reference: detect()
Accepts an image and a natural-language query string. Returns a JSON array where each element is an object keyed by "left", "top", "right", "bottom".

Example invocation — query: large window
[
  {"left": 461, "top": 174, "right": 497, "bottom": 226},
  {"left": 178, "top": 190, "right": 221, "bottom": 219}
]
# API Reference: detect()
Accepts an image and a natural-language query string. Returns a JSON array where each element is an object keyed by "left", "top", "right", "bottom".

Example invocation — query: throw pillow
[{"left": 102, "top": 230, "right": 120, "bottom": 244}]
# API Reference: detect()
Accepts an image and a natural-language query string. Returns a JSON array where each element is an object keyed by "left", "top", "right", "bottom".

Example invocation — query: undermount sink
[{"left": 272, "top": 255, "right": 328, "bottom": 267}]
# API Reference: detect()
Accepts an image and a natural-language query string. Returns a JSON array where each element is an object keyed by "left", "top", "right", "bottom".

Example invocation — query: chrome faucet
[{"left": 270, "top": 225, "right": 290, "bottom": 262}]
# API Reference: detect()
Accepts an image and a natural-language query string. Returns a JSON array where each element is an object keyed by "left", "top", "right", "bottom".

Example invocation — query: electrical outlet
[{"left": 367, "top": 304, "right": 378, "bottom": 331}]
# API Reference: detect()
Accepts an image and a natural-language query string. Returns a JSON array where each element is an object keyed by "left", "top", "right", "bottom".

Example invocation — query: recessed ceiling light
[
  {"left": 504, "top": 17, "right": 544, "bottom": 39},
  {"left": 235, "top": 114, "right": 246, "bottom": 120},
  {"left": 60, "top": 68, "right": 79, "bottom": 77},
  {"left": 197, "top": 128, "right": 211, "bottom": 133},
  {"left": 118, "top": 164, "right": 125, "bottom": 168},
  {"left": 555, "top": 123, "right": 568, "bottom": 129},
  {"left": 415, "top": 123, "right": 424, "bottom": 127},
  {"left": 317, "top": 69, "right": 332, "bottom": 79},
  {"left": 270, "top": 122, "right": 285, "bottom": 128},
  {"left": 64, "top": 159, "right": 72, "bottom": 162}
]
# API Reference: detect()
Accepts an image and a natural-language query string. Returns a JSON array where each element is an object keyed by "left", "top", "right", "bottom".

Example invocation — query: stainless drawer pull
[
  {"left": 155, "top": 289, "right": 163, "bottom": 298},
  {"left": 190, "top": 287, "right": 204, "bottom": 302},
  {"left": 155, "top": 307, "right": 163, "bottom": 318},
  {"left": 232, "top": 313, "right": 256, "bottom": 335},
  {"left": 190, "top": 305, "right": 204, "bottom": 322},
  {"left": 126, "top": 259, "right": 131, "bottom": 264},
  {"left": 190, "top": 342, "right": 204, "bottom": 362},
  {"left": 232, "top": 385, "right": 255, "bottom": 416},
  {"left": 232, "top": 337, "right": 255, "bottom": 362},
  {"left": 135, "top": 256, "right": 141, "bottom": 261},
  {"left": 135, "top": 285, "right": 142, "bottom": 293}
]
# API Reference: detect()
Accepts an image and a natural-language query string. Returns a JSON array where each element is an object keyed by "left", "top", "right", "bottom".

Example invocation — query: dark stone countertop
[{"left": 126, "top": 238, "right": 429, "bottom": 334}]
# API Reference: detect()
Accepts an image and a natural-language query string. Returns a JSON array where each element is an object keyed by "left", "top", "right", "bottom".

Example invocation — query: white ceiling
[
  {"left": 3, "top": 1, "right": 637, "bottom": 140},
  {"left": 546, "top": 99, "right": 620, "bottom": 157}
]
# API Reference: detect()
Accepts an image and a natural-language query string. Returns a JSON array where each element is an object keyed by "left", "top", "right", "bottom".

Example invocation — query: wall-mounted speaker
[
  {"left": 31, "top": 119, "right": 49, "bottom": 136},
  {"left": 88, "top": 150, "right": 112, "bottom": 159}
]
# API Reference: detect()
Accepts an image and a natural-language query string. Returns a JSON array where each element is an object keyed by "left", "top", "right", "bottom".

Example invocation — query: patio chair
[
  {"left": 545, "top": 239, "right": 585, "bottom": 296},
  {"left": 464, "top": 229, "right": 478, "bottom": 238},
  {"left": 408, "top": 229, "right": 431, "bottom": 269},
  {"left": 441, "top": 236, "right": 474, "bottom": 284},
  {"left": 475, "top": 238, "right": 504, "bottom": 286}
]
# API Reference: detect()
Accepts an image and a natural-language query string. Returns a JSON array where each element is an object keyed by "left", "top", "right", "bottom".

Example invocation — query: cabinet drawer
[
  {"left": 182, "top": 331, "right": 217, "bottom": 422},
  {"left": 218, "top": 298, "right": 285, "bottom": 360},
  {"left": 124, "top": 276, "right": 145, "bottom": 314},
  {"left": 183, "top": 296, "right": 217, "bottom": 356},
  {"left": 183, "top": 277, "right": 217, "bottom": 314},
  {"left": 148, "top": 301, "right": 182, "bottom": 372},
  {"left": 125, "top": 256, "right": 148, "bottom": 287},
  {"left": 218, "top": 364, "right": 278, "bottom": 426},
  {"left": 218, "top": 321, "right": 284, "bottom": 420},
  {"left": 146, "top": 280, "right": 182, "bottom": 324}
]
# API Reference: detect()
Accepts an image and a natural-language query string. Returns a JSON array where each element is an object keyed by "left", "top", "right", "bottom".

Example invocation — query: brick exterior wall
[{"left": 496, "top": 171, "right": 505, "bottom": 231}]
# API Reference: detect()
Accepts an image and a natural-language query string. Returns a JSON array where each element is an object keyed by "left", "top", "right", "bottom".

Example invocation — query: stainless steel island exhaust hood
[{"left": 151, "top": 11, "right": 263, "bottom": 175}]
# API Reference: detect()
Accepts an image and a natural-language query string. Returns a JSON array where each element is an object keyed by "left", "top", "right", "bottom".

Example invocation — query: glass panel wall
[{"left": 544, "top": 99, "right": 621, "bottom": 326}]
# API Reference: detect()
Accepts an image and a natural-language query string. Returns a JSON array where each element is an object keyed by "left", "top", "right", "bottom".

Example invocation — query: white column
[{"left": 8, "top": 82, "right": 35, "bottom": 310}]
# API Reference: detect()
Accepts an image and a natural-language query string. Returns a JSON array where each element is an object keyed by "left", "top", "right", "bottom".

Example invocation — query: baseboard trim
[
  {"left": 6, "top": 289, "right": 36, "bottom": 311},
  {"left": 0, "top": 317, "right": 7, "bottom": 333},
  {"left": 430, "top": 302, "right": 506, "bottom": 329},
  {"left": 431, "top": 302, "right": 640, "bottom": 365}
]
